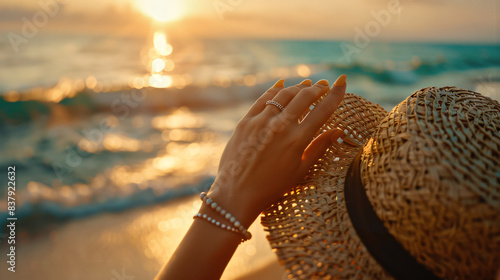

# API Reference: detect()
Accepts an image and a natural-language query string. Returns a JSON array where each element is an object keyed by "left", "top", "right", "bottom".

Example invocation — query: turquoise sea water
[{"left": 0, "top": 33, "right": 499, "bottom": 233}]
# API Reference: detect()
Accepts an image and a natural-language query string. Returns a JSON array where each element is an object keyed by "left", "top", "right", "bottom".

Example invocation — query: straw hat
[{"left": 261, "top": 86, "right": 500, "bottom": 280}]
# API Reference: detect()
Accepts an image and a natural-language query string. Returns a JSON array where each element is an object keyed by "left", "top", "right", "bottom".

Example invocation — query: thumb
[{"left": 297, "top": 129, "right": 344, "bottom": 177}]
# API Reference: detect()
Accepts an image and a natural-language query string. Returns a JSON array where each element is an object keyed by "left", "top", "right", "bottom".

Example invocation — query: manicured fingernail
[
  {"left": 300, "top": 79, "right": 312, "bottom": 86},
  {"left": 330, "top": 130, "right": 344, "bottom": 144},
  {"left": 273, "top": 79, "right": 285, "bottom": 87},
  {"left": 316, "top": 79, "right": 329, "bottom": 86},
  {"left": 333, "top": 74, "right": 347, "bottom": 87}
]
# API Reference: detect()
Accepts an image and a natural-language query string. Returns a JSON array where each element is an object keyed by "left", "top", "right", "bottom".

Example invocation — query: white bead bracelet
[
  {"left": 198, "top": 192, "right": 252, "bottom": 241},
  {"left": 193, "top": 213, "right": 240, "bottom": 233}
]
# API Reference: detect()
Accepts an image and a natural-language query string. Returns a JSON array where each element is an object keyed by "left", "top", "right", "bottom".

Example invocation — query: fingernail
[
  {"left": 300, "top": 79, "right": 312, "bottom": 86},
  {"left": 330, "top": 130, "right": 344, "bottom": 144},
  {"left": 273, "top": 79, "right": 285, "bottom": 87},
  {"left": 333, "top": 74, "right": 347, "bottom": 87},
  {"left": 316, "top": 79, "right": 329, "bottom": 86}
]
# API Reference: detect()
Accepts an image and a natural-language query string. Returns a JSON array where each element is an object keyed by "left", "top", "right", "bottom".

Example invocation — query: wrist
[{"left": 203, "top": 188, "right": 260, "bottom": 229}]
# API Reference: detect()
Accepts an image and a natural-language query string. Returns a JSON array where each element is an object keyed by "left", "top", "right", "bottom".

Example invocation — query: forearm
[{"left": 156, "top": 199, "right": 256, "bottom": 280}]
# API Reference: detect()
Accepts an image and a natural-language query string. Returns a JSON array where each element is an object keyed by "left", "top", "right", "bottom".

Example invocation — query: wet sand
[{"left": 0, "top": 195, "right": 285, "bottom": 280}]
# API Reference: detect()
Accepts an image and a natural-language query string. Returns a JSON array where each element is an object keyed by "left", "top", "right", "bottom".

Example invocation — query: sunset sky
[{"left": 0, "top": 0, "right": 498, "bottom": 42}]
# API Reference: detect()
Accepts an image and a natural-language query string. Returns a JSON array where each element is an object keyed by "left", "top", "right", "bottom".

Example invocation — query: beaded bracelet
[
  {"left": 198, "top": 192, "right": 252, "bottom": 241},
  {"left": 193, "top": 213, "right": 249, "bottom": 243},
  {"left": 193, "top": 213, "right": 240, "bottom": 233}
]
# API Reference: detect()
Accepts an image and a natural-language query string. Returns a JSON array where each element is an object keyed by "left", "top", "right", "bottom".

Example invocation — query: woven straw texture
[
  {"left": 261, "top": 87, "right": 500, "bottom": 280},
  {"left": 361, "top": 87, "right": 500, "bottom": 279},
  {"left": 262, "top": 93, "right": 392, "bottom": 279}
]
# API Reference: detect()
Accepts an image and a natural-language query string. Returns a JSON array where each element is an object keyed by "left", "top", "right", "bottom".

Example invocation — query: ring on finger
[{"left": 265, "top": 100, "right": 285, "bottom": 111}]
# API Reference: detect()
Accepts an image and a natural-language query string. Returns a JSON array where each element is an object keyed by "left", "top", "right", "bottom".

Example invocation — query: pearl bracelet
[
  {"left": 199, "top": 192, "right": 252, "bottom": 241},
  {"left": 193, "top": 213, "right": 240, "bottom": 233}
]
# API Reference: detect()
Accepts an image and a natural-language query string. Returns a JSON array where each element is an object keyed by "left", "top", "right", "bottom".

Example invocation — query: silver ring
[{"left": 266, "top": 100, "right": 284, "bottom": 111}]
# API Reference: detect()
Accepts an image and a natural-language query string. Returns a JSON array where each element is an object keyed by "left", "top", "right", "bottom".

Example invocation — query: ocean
[{"left": 1, "top": 32, "right": 499, "bottom": 233}]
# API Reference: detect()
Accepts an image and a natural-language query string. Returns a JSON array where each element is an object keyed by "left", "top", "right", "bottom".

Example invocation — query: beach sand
[{"left": 0, "top": 195, "right": 285, "bottom": 280}]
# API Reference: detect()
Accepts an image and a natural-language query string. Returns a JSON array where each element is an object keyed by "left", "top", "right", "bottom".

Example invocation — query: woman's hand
[
  {"left": 208, "top": 75, "right": 347, "bottom": 227},
  {"left": 157, "top": 75, "right": 347, "bottom": 280}
]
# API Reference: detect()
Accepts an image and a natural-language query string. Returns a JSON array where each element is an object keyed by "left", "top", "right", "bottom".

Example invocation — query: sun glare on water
[
  {"left": 131, "top": 1, "right": 187, "bottom": 89},
  {"left": 136, "top": 0, "right": 185, "bottom": 22},
  {"left": 146, "top": 32, "right": 176, "bottom": 88}
]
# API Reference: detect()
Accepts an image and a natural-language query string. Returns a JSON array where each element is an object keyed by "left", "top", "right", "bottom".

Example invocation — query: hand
[
  {"left": 157, "top": 75, "right": 347, "bottom": 280},
  {"left": 207, "top": 75, "right": 347, "bottom": 227}
]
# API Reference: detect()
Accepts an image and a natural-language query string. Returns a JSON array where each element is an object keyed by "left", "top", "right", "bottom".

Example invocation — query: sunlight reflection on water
[{"left": 147, "top": 31, "right": 174, "bottom": 88}]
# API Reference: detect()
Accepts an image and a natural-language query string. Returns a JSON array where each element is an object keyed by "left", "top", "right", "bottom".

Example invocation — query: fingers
[
  {"left": 245, "top": 75, "right": 346, "bottom": 142},
  {"left": 300, "top": 75, "right": 347, "bottom": 138},
  {"left": 245, "top": 79, "right": 285, "bottom": 117},
  {"left": 297, "top": 129, "right": 344, "bottom": 178},
  {"left": 282, "top": 79, "right": 331, "bottom": 118},
  {"left": 262, "top": 79, "right": 313, "bottom": 115}
]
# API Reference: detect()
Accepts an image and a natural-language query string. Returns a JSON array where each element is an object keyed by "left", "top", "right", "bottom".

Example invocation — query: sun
[{"left": 136, "top": 0, "right": 185, "bottom": 22}]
